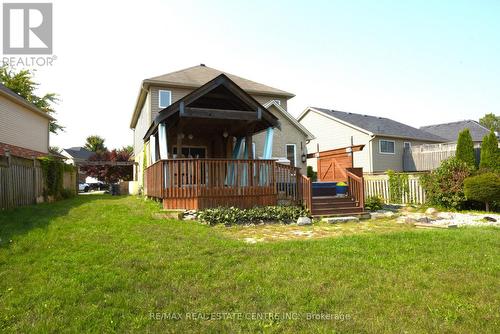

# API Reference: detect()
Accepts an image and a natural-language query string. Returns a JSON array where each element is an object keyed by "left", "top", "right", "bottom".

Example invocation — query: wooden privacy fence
[
  {"left": 364, "top": 173, "right": 426, "bottom": 205},
  {"left": 403, "top": 142, "right": 481, "bottom": 172},
  {"left": 0, "top": 154, "right": 76, "bottom": 210}
]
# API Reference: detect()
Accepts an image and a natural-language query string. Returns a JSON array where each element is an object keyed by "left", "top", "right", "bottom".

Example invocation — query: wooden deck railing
[
  {"left": 144, "top": 159, "right": 313, "bottom": 211},
  {"left": 299, "top": 174, "right": 312, "bottom": 212},
  {"left": 346, "top": 167, "right": 364, "bottom": 209}
]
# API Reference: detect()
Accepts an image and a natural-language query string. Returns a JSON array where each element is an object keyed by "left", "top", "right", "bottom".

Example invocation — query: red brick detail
[{"left": 0, "top": 142, "right": 47, "bottom": 159}]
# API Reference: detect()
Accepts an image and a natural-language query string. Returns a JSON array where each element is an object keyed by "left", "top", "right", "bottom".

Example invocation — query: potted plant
[{"left": 336, "top": 181, "right": 348, "bottom": 195}]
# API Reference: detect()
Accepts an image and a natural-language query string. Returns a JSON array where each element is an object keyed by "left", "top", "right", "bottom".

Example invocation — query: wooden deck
[{"left": 144, "top": 159, "right": 312, "bottom": 211}]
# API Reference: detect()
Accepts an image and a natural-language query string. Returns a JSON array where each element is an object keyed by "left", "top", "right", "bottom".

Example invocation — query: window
[
  {"left": 286, "top": 144, "right": 296, "bottom": 167},
  {"left": 159, "top": 90, "right": 171, "bottom": 108},
  {"left": 379, "top": 140, "right": 395, "bottom": 154},
  {"left": 404, "top": 142, "right": 411, "bottom": 150}
]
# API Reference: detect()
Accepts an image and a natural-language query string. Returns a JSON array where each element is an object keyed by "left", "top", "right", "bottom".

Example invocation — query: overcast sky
[{"left": 12, "top": 0, "right": 500, "bottom": 149}]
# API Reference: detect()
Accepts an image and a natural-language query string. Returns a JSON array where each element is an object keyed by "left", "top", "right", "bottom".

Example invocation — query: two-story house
[{"left": 130, "top": 64, "right": 314, "bottom": 189}]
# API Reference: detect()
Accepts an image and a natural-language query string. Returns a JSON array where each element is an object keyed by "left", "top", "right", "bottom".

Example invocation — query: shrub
[
  {"left": 420, "top": 157, "right": 473, "bottom": 209},
  {"left": 60, "top": 188, "right": 76, "bottom": 199},
  {"left": 387, "top": 170, "right": 409, "bottom": 204},
  {"left": 479, "top": 129, "right": 499, "bottom": 172},
  {"left": 197, "top": 206, "right": 309, "bottom": 226},
  {"left": 455, "top": 129, "right": 476, "bottom": 168},
  {"left": 464, "top": 172, "right": 500, "bottom": 212},
  {"left": 307, "top": 166, "right": 317, "bottom": 182},
  {"left": 365, "top": 196, "right": 384, "bottom": 211},
  {"left": 39, "top": 157, "right": 74, "bottom": 199}
]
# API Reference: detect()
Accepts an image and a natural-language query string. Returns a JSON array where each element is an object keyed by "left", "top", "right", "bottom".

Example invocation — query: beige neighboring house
[
  {"left": 298, "top": 107, "right": 445, "bottom": 174},
  {"left": 130, "top": 64, "right": 314, "bottom": 188},
  {"left": 0, "top": 83, "right": 52, "bottom": 159}
]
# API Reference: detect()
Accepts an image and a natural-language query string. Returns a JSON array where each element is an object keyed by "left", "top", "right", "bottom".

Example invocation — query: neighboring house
[
  {"left": 0, "top": 83, "right": 53, "bottom": 159},
  {"left": 298, "top": 107, "right": 445, "bottom": 174},
  {"left": 130, "top": 64, "right": 313, "bottom": 188},
  {"left": 61, "top": 147, "right": 94, "bottom": 182},
  {"left": 420, "top": 120, "right": 492, "bottom": 143}
]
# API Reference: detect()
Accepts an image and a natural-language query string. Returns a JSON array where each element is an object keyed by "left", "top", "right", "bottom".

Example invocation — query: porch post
[
  {"left": 245, "top": 135, "right": 253, "bottom": 159},
  {"left": 158, "top": 122, "right": 168, "bottom": 159},
  {"left": 262, "top": 127, "right": 274, "bottom": 159}
]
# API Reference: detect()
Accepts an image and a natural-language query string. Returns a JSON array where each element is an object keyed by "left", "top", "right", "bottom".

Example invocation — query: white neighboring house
[{"left": 298, "top": 107, "right": 445, "bottom": 173}]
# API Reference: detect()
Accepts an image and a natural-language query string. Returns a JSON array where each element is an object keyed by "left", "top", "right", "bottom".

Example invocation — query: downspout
[{"left": 368, "top": 135, "right": 375, "bottom": 174}]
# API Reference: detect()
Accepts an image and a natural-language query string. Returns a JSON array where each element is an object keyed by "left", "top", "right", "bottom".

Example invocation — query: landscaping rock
[
  {"left": 425, "top": 208, "right": 439, "bottom": 216},
  {"left": 437, "top": 212, "right": 454, "bottom": 220},
  {"left": 397, "top": 216, "right": 418, "bottom": 224},
  {"left": 297, "top": 217, "right": 312, "bottom": 226},
  {"left": 326, "top": 216, "right": 359, "bottom": 224},
  {"left": 484, "top": 216, "right": 497, "bottom": 222},
  {"left": 417, "top": 217, "right": 432, "bottom": 224}
]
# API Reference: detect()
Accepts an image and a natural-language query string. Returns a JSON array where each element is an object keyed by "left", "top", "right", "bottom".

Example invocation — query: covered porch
[{"left": 143, "top": 74, "right": 312, "bottom": 210}]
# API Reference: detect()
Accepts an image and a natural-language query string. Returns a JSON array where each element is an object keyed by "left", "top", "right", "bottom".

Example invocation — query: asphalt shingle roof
[
  {"left": 63, "top": 147, "right": 93, "bottom": 160},
  {"left": 420, "top": 120, "right": 491, "bottom": 142},
  {"left": 312, "top": 107, "right": 445, "bottom": 142},
  {"left": 146, "top": 64, "right": 294, "bottom": 97}
]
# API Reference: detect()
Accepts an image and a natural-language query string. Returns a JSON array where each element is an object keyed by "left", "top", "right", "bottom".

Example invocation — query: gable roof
[
  {"left": 143, "top": 74, "right": 280, "bottom": 140},
  {"left": 131, "top": 64, "right": 294, "bottom": 128},
  {"left": 146, "top": 64, "right": 294, "bottom": 98},
  {"left": 420, "top": 120, "right": 491, "bottom": 142},
  {"left": 0, "top": 83, "right": 54, "bottom": 121},
  {"left": 263, "top": 100, "right": 314, "bottom": 140},
  {"left": 62, "top": 147, "right": 93, "bottom": 160},
  {"left": 299, "top": 107, "right": 445, "bottom": 142}
]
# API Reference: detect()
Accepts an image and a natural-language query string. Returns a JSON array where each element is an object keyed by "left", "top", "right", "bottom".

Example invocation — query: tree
[
  {"left": 80, "top": 148, "right": 133, "bottom": 183},
  {"left": 479, "top": 113, "right": 500, "bottom": 133},
  {"left": 464, "top": 172, "right": 500, "bottom": 211},
  {"left": 420, "top": 157, "right": 473, "bottom": 209},
  {"left": 455, "top": 129, "right": 476, "bottom": 168},
  {"left": 479, "top": 129, "right": 499, "bottom": 171},
  {"left": 122, "top": 145, "right": 134, "bottom": 156},
  {"left": 84, "top": 135, "right": 106, "bottom": 153},
  {"left": 0, "top": 65, "right": 63, "bottom": 133}
]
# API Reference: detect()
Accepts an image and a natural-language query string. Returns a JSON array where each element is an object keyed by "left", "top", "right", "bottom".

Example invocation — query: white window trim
[
  {"left": 403, "top": 141, "right": 411, "bottom": 149},
  {"left": 379, "top": 139, "right": 396, "bottom": 155},
  {"left": 159, "top": 90, "right": 172, "bottom": 108},
  {"left": 286, "top": 144, "right": 297, "bottom": 167}
]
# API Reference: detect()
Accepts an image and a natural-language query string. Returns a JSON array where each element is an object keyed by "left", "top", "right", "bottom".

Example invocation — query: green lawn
[{"left": 0, "top": 195, "right": 499, "bottom": 333}]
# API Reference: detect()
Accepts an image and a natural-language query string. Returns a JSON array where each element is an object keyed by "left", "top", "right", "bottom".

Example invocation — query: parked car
[
  {"left": 78, "top": 183, "right": 90, "bottom": 192},
  {"left": 89, "top": 181, "right": 107, "bottom": 191}
]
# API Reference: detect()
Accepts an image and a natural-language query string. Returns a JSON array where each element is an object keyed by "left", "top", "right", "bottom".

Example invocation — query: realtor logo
[{"left": 3, "top": 3, "right": 52, "bottom": 54}]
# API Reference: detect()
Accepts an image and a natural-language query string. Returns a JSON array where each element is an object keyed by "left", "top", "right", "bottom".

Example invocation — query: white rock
[
  {"left": 297, "top": 217, "right": 312, "bottom": 226},
  {"left": 425, "top": 208, "right": 439, "bottom": 215}
]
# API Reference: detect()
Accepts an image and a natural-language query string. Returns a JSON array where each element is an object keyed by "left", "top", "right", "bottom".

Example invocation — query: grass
[{"left": 0, "top": 195, "right": 499, "bottom": 333}]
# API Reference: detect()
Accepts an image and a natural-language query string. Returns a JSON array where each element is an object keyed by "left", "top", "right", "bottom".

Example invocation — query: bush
[
  {"left": 197, "top": 206, "right": 309, "bottom": 226},
  {"left": 420, "top": 157, "right": 473, "bottom": 209},
  {"left": 307, "top": 166, "right": 317, "bottom": 182},
  {"left": 387, "top": 170, "right": 409, "bottom": 204},
  {"left": 456, "top": 129, "right": 476, "bottom": 168},
  {"left": 60, "top": 188, "right": 76, "bottom": 199},
  {"left": 464, "top": 172, "right": 500, "bottom": 212},
  {"left": 365, "top": 196, "right": 384, "bottom": 211}
]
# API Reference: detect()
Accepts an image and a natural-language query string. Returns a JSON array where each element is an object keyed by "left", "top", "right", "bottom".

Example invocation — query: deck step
[{"left": 311, "top": 207, "right": 364, "bottom": 215}]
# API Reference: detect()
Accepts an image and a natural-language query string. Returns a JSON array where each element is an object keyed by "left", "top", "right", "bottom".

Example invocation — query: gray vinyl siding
[
  {"left": 299, "top": 110, "right": 372, "bottom": 173},
  {"left": 150, "top": 86, "right": 194, "bottom": 122},
  {"left": 0, "top": 95, "right": 49, "bottom": 153},
  {"left": 253, "top": 104, "right": 307, "bottom": 171},
  {"left": 371, "top": 137, "right": 431, "bottom": 172},
  {"left": 133, "top": 94, "right": 150, "bottom": 156}
]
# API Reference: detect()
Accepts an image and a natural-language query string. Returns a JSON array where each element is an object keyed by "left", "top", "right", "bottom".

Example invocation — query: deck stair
[{"left": 311, "top": 196, "right": 366, "bottom": 217}]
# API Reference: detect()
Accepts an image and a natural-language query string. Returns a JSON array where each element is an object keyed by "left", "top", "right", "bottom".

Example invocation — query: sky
[{"left": 5, "top": 0, "right": 500, "bottom": 149}]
